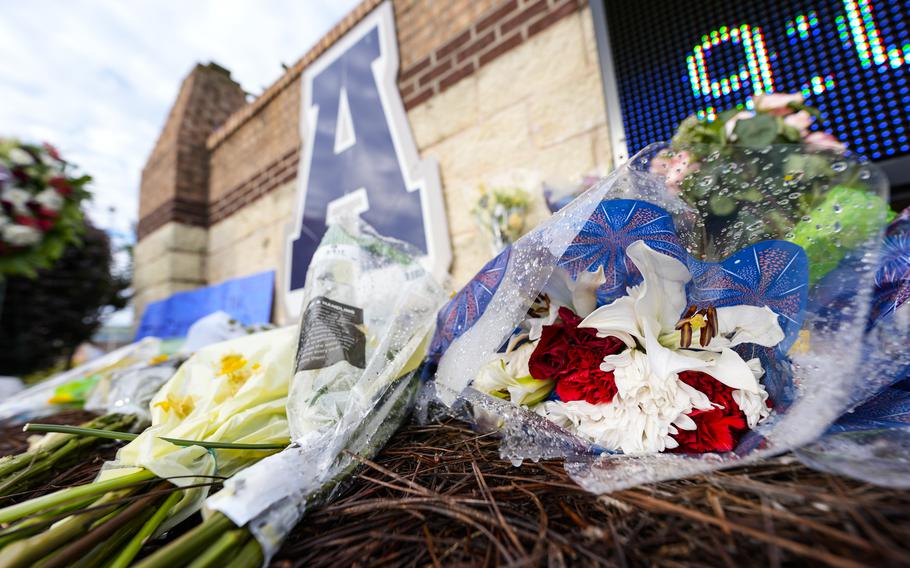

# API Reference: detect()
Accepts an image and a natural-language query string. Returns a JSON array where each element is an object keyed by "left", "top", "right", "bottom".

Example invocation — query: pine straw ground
[{"left": 2, "top": 416, "right": 910, "bottom": 567}]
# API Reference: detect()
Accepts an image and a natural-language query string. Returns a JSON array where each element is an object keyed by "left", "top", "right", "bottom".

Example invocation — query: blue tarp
[{"left": 135, "top": 271, "right": 275, "bottom": 340}]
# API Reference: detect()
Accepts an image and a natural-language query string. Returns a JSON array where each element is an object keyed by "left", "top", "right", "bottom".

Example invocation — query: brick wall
[
  {"left": 399, "top": 0, "right": 584, "bottom": 109},
  {"left": 137, "top": 63, "right": 246, "bottom": 239}
]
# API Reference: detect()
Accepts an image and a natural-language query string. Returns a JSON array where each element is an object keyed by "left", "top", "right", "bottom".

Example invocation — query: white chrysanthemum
[
  {"left": 3, "top": 224, "right": 42, "bottom": 246},
  {"left": 1, "top": 187, "right": 32, "bottom": 215},
  {"left": 33, "top": 188, "right": 63, "bottom": 212},
  {"left": 7, "top": 148, "right": 33, "bottom": 166}
]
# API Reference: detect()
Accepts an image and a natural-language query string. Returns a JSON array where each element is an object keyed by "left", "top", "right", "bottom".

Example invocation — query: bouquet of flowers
[
  {"left": 0, "top": 338, "right": 163, "bottom": 422},
  {"left": 472, "top": 184, "right": 532, "bottom": 253},
  {"left": 425, "top": 142, "right": 899, "bottom": 492},
  {"left": 127, "top": 219, "right": 446, "bottom": 567},
  {"left": 0, "top": 326, "right": 297, "bottom": 567},
  {"left": 651, "top": 93, "right": 893, "bottom": 273},
  {"left": 0, "top": 139, "right": 90, "bottom": 278}
]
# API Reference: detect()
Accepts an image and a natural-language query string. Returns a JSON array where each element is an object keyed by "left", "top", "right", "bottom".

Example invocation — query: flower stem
[
  {"left": 0, "top": 496, "right": 97, "bottom": 548},
  {"left": 38, "top": 483, "right": 163, "bottom": 568},
  {"left": 185, "top": 528, "right": 248, "bottom": 568},
  {"left": 133, "top": 512, "right": 234, "bottom": 568},
  {"left": 0, "top": 468, "right": 154, "bottom": 525},
  {"left": 23, "top": 424, "right": 287, "bottom": 450},
  {"left": 22, "top": 423, "right": 138, "bottom": 442},
  {"left": 224, "top": 538, "right": 264, "bottom": 568},
  {"left": 107, "top": 488, "right": 183, "bottom": 568},
  {"left": 68, "top": 497, "right": 160, "bottom": 568},
  {"left": 157, "top": 438, "right": 288, "bottom": 450},
  {"left": 0, "top": 489, "right": 131, "bottom": 568},
  {"left": 0, "top": 415, "right": 137, "bottom": 498}
]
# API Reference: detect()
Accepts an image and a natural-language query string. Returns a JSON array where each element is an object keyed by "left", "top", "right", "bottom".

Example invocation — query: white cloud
[{"left": 0, "top": 0, "right": 360, "bottom": 238}]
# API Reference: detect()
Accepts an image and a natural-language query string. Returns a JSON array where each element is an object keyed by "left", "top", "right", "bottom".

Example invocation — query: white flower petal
[
  {"left": 713, "top": 305, "right": 785, "bottom": 348},
  {"left": 600, "top": 351, "right": 634, "bottom": 372},
  {"left": 625, "top": 240, "right": 691, "bottom": 333},
  {"left": 571, "top": 265, "right": 606, "bottom": 317},
  {"left": 579, "top": 294, "right": 640, "bottom": 348},
  {"left": 642, "top": 320, "right": 710, "bottom": 381},
  {"left": 673, "top": 412, "right": 697, "bottom": 431},
  {"left": 733, "top": 385, "right": 771, "bottom": 428},
  {"left": 682, "top": 348, "right": 762, "bottom": 393}
]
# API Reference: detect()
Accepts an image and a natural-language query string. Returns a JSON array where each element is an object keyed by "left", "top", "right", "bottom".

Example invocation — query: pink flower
[
  {"left": 649, "top": 150, "right": 698, "bottom": 195},
  {"left": 752, "top": 92, "right": 804, "bottom": 116},
  {"left": 804, "top": 131, "right": 846, "bottom": 152},
  {"left": 42, "top": 143, "right": 62, "bottom": 161},
  {"left": 724, "top": 110, "right": 755, "bottom": 141},
  {"left": 783, "top": 110, "right": 813, "bottom": 136}
]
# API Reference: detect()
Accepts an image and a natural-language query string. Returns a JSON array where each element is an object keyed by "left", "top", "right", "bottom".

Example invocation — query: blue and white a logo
[{"left": 284, "top": 2, "right": 450, "bottom": 317}]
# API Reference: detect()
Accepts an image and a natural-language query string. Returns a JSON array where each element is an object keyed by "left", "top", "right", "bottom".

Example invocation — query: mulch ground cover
[{"left": 2, "top": 414, "right": 908, "bottom": 567}]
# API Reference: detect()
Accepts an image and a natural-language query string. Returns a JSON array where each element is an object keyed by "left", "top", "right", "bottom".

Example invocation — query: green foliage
[
  {"left": 789, "top": 186, "right": 895, "bottom": 284},
  {"left": 0, "top": 223, "right": 130, "bottom": 376},
  {"left": 660, "top": 95, "right": 894, "bottom": 265}
]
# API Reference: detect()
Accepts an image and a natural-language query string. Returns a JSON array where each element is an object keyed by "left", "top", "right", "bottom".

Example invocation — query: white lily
[
  {"left": 540, "top": 240, "right": 784, "bottom": 453},
  {"left": 474, "top": 339, "right": 554, "bottom": 407}
]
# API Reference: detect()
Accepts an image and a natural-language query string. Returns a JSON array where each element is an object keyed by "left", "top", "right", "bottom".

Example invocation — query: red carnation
[
  {"left": 49, "top": 176, "right": 72, "bottom": 196},
  {"left": 671, "top": 371, "right": 749, "bottom": 453},
  {"left": 15, "top": 214, "right": 52, "bottom": 232},
  {"left": 529, "top": 306, "right": 625, "bottom": 405}
]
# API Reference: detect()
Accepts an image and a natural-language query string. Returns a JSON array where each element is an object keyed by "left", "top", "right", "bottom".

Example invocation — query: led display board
[{"left": 598, "top": 0, "right": 910, "bottom": 169}]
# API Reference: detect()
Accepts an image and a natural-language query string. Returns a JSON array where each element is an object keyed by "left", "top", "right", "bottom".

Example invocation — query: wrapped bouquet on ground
[
  {"left": 0, "top": 325, "right": 297, "bottom": 568},
  {"left": 0, "top": 310, "right": 266, "bottom": 499},
  {"left": 425, "top": 141, "right": 906, "bottom": 492},
  {"left": 136, "top": 218, "right": 446, "bottom": 567}
]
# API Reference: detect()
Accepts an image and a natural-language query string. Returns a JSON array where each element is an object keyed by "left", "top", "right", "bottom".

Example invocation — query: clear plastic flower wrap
[
  {"left": 796, "top": 208, "right": 910, "bottom": 486},
  {"left": 0, "top": 338, "right": 162, "bottom": 422},
  {"left": 203, "top": 218, "right": 446, "bottom": 561},
  {"left": 425, "top": 142, "right": 896, "bottom": 492},
  {"left": 83, "top": 311, "right": 266, "bottom": 421},
  {"left": 83, "top": 359, "right": 181, "bottom": 421}
]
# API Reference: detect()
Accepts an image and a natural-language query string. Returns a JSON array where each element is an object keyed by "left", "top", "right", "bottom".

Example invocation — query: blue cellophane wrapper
[
  {"left": 796, "top": 208, "right": 910, "bottom": 486},
  {"left": 425, "top": 142, "right": 898, "bottom": 493}
]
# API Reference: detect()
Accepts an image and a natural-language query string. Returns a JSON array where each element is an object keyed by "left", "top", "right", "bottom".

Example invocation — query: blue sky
[{"left": 0, "top": 0, "right": 360, "bottom": 241}]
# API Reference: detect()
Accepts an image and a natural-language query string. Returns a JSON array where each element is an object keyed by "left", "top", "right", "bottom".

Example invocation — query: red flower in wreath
[
  {"left": 42, "top": 143, "right": 62, "bottom": 161},
  {"left": 49, "top": 176, "right": 72, "bottom": 196},
  {"left": 529, "top": 306, "right": 625, "bottom": 404},
  {"left": 671, "top": 371, "right": 749, "bottom": 453}
]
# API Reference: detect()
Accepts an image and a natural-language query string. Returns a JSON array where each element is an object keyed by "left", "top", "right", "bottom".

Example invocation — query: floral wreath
[{"left": 0, "top": 139, "right": 91, "bottom": 277}]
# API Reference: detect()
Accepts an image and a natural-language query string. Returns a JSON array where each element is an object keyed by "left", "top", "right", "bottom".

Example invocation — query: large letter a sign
[{"left": 284, "top": 2, "right": 450, "bottom": 317}]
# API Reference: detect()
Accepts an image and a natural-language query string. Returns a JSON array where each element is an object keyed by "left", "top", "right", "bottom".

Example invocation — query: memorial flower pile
[
  {"left": 0, "top": 327, "right": 297, "bottom": 568},
  {"left": 0, "top": 139, "right": 90, "bottom": 277}
]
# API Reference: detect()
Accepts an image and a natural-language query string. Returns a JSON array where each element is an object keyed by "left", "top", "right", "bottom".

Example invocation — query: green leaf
[
  {"left": 709, "top": 194, "right": 737, "bottom": 215},
  {"left": 734, "top": 188, "right": 764, "bottom": 203},
  {"left": 732, "top": 114, "right": 778, "bottom": 148}
]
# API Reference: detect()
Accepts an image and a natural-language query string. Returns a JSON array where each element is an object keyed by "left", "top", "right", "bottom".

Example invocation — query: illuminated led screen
[{"left": 603, "top": 0, "right": 910, "bottom": 161}]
